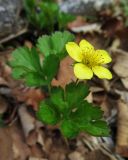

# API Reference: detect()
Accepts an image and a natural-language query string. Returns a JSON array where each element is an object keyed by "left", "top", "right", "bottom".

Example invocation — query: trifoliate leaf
[
  {"left": 37, "top": 31, "right": 75, "bottom": 59},
  {"left": 9, "top": 47, "right": 45, "bottom": 86},
  {"left": 51, "top": 87, "right": 69, "bottom": 113},
  {"left": 60, "top": 119, "right": 79, "bottom": 138},
  {"left": 68, "top": 100, "right": 109, "bottom": 136},
  {"left": 37, "top": 101, "right": 59, "bottom": 125},
  {"left": 36, "top": 83, "right": 109, "bottom": 137},
  {"left": 50, "top": 82, "right": 89, "bottom": 113},
  {"left": 10, "top": 47, "right": 42, "bottom": 72},
  {"left": 65, "top": 82, "right": 89, "bottom": 108},
  {"left": 10, "top": 47, "right": 59, "bottom": 87},
  {"left": 42, "top": 54, "right": 59, "bottom": 84}
]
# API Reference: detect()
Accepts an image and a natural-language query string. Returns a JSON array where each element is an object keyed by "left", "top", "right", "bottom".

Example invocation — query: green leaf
[
  {"left": 23, "top": 0, "right": 35, "bottom": 12},
  {"left": 25, "top": 72, "right": 46, "bottom": 87},
  {"left": 37, "top": 100, "right": 60, "bottom": 125},
  {"left": 80, "top": 120, "right": 110, "bottom": 136},
  {"left": 10, "top": 47, "right": 42, "bottom": 73},
  {"left": 36, "top": 83, "right": 109, "bottom": 137},
  {"left": 51, "top": 31, "right": 75, "bottom": 59},
  {"left": 37, "top": 31, "right": 75, "bottom": 59},
  {"left": 51, "top": 87, "right": 69, "bottom": 113},
  {"left": 37, "top": 35, "right": 53, "bottom": 56},
  {"left": 23, "top": 0, "right": 41, "bottom": 28},
  {"left": 42, "top": 54, "right": 59, "bottom": 84},
  {"left": 11, "top": 68, "right": 26, "bottom": 79},
  {"left": 39, "top": 2, "right": 59, "bottom": 31},
  {"left": 65, "top": 82, "right": 89, "bottom": 108},
  {"left": 72, "top": 101, "right": 103, "bottom": 121},
  {"left": 10, "top": 47, "right": 59, "bottom": 87},
  {"left": 58, "top": 12, "right": 75, "bottom": 30},
  {"left": 50, "top": 82, "right": 89, "bottom": 114},
  {"left": 60, "top": 119, "right": 79, "bottom": 138},
  {"left": 9, "top": 47, "right": 46, "bottom": 87},
  {"left": 69, "top": 101, "right": 109, "bottom": 136},
  {"left": 23, "top": 0, "right": 75, "bottom": 31}
]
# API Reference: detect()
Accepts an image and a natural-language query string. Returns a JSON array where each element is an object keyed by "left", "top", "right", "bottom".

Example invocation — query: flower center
[{"left": 82, "top": 51, "right": 104, "bottom": 68}]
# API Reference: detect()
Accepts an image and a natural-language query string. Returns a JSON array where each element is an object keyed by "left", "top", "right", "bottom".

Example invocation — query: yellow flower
[{"left": 66, "top": 40, "right": 112, "bottom": 80}]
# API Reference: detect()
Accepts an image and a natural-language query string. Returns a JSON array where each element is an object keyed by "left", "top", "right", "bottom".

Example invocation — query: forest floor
[{"left": 0, "top": 1, "right": 128, "bottom": 160}]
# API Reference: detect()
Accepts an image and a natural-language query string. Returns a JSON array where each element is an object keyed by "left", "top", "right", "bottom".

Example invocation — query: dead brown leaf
[
  {"left": 112, "top": 49, "right": 128, "bottom": 89},
  {"left": 68, "top": 16, "right": 87, "bottom": 29},
  {"left": 13, "top": 88, "right": 45, "bottom": 111},
  {"left": 102, "top": 18, "right": 124, "bottom": 37},
  {"left": 18, "top": 104, "right": 36, "bottom": 138},
  {"left": 52, "top": 56, "right": 76, "bottom": 88},
  {"left": 70, "top": 23, "right": 101, "bottom": 34},
  {"left": 68, "top": 151, "right": 84, "bottom": 160},
  {"left": 116, "top": 100, "right": 128, "bottom": 157},
  {"left": 10, "top": 122, "right": 30, "bottom": 160},
  {"left": 29, "top": 158, "right": 47, "bottom": 160},
  {"left": 0, "top": 128, "right": 13, "bottom": 160}
]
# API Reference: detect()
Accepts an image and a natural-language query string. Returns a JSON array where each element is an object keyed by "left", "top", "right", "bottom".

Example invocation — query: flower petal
[
  {"left": 95, "top": 50, "right": 112, "bottom": 64},
  {"left": 92, "top": 66, "right": 112, "bottom": 79},
  {"left": 79, "top": 39, "right": 94, "bottom": 54},
  {"left": 74, "top": 63, "right": 93, "bottom": 79},
  {"left": 66, "top": 42, "right": 83, "bottom": 62}
]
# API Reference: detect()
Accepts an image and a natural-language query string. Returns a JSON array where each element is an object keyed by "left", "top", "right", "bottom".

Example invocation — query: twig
[{"left": 0, "top": 28, "right": 28, "bottom": 44}]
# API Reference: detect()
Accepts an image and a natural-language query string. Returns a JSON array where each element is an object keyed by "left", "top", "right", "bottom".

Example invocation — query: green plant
[
  {"left": 120, "top": 0, "right": 128, "bottom": 26},
  {"left": 9, "top": 31, "right": 110, "bottom": 138},
  {"left": 23, "top": 0, "right": 75, "bottom": 32}
]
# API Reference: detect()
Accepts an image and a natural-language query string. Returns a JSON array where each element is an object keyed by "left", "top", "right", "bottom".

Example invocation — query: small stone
[
  {"left": 0, "top": 0, "right": 25, "bottom": 39},
  {"left": 59, "top": 0, "right": 114, "bottom": 16}
]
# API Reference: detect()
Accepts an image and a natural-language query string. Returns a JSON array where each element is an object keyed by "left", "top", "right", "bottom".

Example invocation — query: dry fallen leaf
[
  {"left": 13, "top": 88, "right": 45, "bottom": 111},
  {"left": 70, "top": 23, "right": 101, "bottom": 34},
  {"left": 10, "top": 122, "right": 30, "bottom": 160},
  {"left": 52, "top": 56, "right": 76, "bottom": 88},
  {"left": 102, "top": 18, "right": 124, "bottom": 37},
  {"left": 84, "top": 149, "right": 114, "bottom": 160},
  {"left": 18, "top": 104, "right": 36, "bottom": 138},
  {"left": 29, "top": 157, "right": 47, "bottom": 160},
  {"left": 68, "top": 16, "right": 87, "bottom": 29},
  {"left": 112, "top": 50, "right": 128, "bottom": 89},
  {"left": 121, "top": 77, "right": 128, "bottom": 90},
  {"left": 116, "top": 100, "right": 128, "bottom": 157},
  {"left": 68, "top": 151, "right": 84, "bottom": 160},
  {"left": 0, "top": 128, "right": 13, "bottom": 160},
  {"left": 113, "top": 51, "right": 128, "bottom": 78}
]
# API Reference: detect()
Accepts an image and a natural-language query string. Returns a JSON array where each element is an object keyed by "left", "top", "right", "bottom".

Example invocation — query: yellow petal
[
  {"left": 95, "top": 50, "right": 112, "bottom": 64},
  {"left": 92, "top": 66, "right": 112, "bottom": 79},
  {"left": 66, "top": 42, "right": 83, "bottom": 62},
  {"left": 79, "top": 39, "right": 94, "bottom": 54},
  {"left": 74, "top": 63, "right": 93, "bottom": 79}
]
